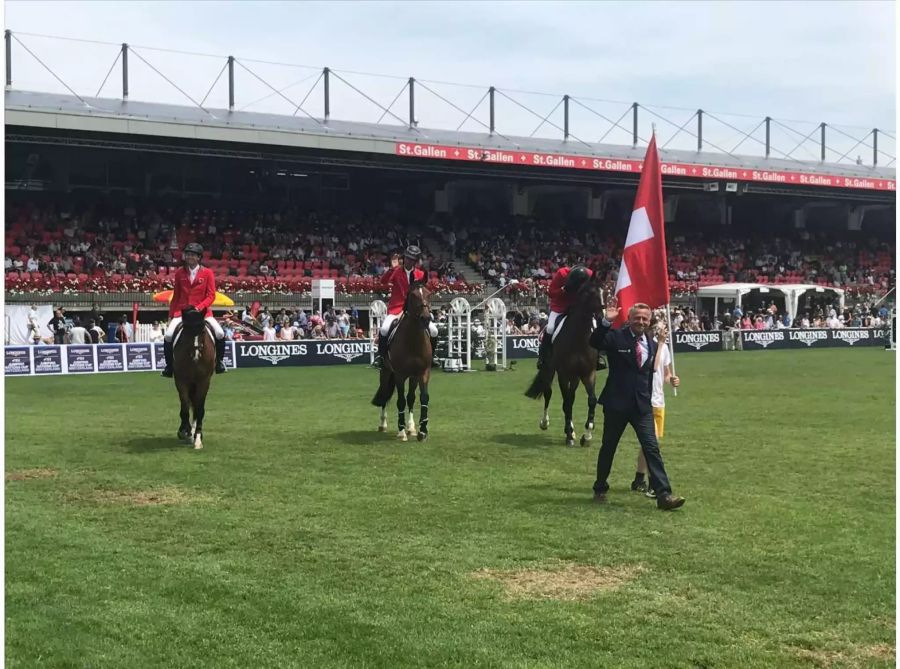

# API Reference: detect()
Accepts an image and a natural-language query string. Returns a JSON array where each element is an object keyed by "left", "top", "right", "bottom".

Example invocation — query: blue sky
[{"left": 4, "top": 1, "right": 896, "bottom": 161}]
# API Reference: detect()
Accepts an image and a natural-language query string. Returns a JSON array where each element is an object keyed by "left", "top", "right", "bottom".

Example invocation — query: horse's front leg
[
  {"left": 192, "top": 379, "right": 210, "bottom": 450},
  {"left": 559, "top": 376, "right": 576, "bottom": 447},
  {"left": 396, "top": 378, "right": 408, "bottom": 442},
  {"left": 417, "top": 372, "right": 430, "bottom": 442},
  {"left": 177, "top": 383, "right": 192, "bottom": 443},
  {"left": 540, "top": 383, "right": 552, "bottom": 431},
  {"left": 581, "top": 372, "right": 597, "bottom": 447},
  {"left": 405, "top": 379, "right": 418, "bottom": 436}
]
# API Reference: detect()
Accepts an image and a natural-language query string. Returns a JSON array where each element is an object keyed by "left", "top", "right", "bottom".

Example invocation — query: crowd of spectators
[
  {"left": 4, "top": 201, "right": 478, "bottom": 296},
  {"left": 459, "top": 215, "right": 894, "bottom": 300},
  {"left": 4, "top": 200, "right": 894, "bottom": 308},
  {"left": 662, "top": 301, "right": 891, "bottom": 333},
  {"left": 223, "top": 305, "right": 367, "bottom": 341}
]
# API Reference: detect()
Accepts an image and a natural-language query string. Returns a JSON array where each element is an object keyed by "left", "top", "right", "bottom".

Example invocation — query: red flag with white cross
[{"left": 613, "top": 133, "right": 669, "bottom": 325}]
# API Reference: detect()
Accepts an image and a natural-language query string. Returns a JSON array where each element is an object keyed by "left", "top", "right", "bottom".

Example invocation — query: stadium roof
[{"left": 6, "top": 90, "right": 895, "bottom": 190}]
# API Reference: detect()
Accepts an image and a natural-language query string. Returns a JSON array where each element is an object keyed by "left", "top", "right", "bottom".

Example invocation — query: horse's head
[
  {"left": 181, "top": 307, "right": 205, "bottom": 337},
  {"left": 575, "top": 277, "right": 605, "bottom": 317},
  {"left": 405, "top": 282, "right": 433, "bottom": 328}
]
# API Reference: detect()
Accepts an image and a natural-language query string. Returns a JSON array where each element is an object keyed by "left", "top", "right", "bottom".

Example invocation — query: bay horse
[
  {"left": 525, "top": 278, "right": 604, "bottom": 447},
  {"left": 371, "top": 284, "right": 433, "bottom": 442},
  {"left": 172, "top": 307, "right": 216, "bottom": 449}
]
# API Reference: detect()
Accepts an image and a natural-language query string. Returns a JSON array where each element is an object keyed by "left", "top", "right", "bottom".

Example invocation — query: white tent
[{"left": 696, "top": 283, "right": 845, "bottom": 321}]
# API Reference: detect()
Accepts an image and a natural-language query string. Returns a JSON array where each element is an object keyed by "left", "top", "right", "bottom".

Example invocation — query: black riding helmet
[
  {"left": 564, "top": 265, "right": 591, "bottom": 291},
  {"left": 183, "top": 242, "right": 204, "bottom": 257},
  {"left": 404, "top": 244, "right": 422, "bottom": 260}
]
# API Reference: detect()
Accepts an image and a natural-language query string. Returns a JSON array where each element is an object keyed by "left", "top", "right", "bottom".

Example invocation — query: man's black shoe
[{"left": 657, "top": 494, "right": 685, "bottom": 511}]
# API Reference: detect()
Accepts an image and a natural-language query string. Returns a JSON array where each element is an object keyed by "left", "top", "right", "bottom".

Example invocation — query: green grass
[{"left": 5, "top": 350, "right": 895, "bottom": 669}]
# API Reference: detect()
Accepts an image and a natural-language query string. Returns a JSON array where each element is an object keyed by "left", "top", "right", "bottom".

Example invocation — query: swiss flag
[{"left": 613, "top": 134, "right": 669, "bottom": 326}]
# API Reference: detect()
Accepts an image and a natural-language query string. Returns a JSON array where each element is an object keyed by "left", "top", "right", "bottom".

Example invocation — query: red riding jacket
[
  {"left": 548, "top": 266, "right": 593, "bottom": 313},
  {"left": 169, "top": 265, "right": 216, "bottom": 319},
  {"left": 381, "top": 265, "right": 426, "bottom": 315}
]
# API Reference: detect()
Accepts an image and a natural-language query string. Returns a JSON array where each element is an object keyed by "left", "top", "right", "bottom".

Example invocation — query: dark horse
[
  {"left": 525, "top": 278, "right": 604, "bottom": 446},
  {"left": 371, "top": 284, "right": 433, "bottom": 442},
  {"left": 172, "top": 307, "right": 216, "bottom": 449}
]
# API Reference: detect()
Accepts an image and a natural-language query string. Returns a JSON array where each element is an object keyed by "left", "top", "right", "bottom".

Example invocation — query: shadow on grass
[
  {"left": 122, "top": 436, "right": 190, "bottom": 454},
  {"left": 332, "top": 430, "right": 401, "bottom": 446},
  {"left": 489, "top": 432, "right": 557, "bottom": 449}
]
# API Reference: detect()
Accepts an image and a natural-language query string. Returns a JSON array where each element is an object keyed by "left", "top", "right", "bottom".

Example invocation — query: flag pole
[
  {"left": 653, "top": 123, "right": 675, "bottom": 396},
  {"left": 665, "top": 304, "right": 678, "bottom": 397}
]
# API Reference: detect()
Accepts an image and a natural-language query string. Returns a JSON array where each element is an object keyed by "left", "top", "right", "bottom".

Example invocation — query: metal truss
[{"left": 4, "top": 30, "right": 896, "bottom": 169}]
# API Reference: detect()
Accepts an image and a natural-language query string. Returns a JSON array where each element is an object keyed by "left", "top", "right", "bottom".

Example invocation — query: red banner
[{"left": 394, "top": 142, "right": 895, "bottom": 192}]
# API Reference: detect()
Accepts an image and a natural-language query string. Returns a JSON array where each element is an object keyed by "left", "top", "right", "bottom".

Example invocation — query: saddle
[
  {"left": 383, "top": 314, "right": 404, "bottom": 351},
  {"left": 174, "top": 312, "right": 215, "bottom": 348},
  {"left": 546, "top": 314, "right": 598, "bottom": 344},
  {"left": 550, "top": 315, "right": 568, "bottom": 344}
]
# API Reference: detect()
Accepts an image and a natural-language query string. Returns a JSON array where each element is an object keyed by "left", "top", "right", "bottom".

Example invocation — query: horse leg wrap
[{"left": 419, "top": 405, "right": 429, "bottom": 433}]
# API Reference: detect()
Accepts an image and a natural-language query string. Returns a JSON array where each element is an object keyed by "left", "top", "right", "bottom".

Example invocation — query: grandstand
[{"left": 4, "top": 45, "right": 896, "bottom": 327}]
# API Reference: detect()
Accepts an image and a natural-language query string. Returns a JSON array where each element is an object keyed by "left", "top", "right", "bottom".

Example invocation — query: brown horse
[
  {"left": 371, "top": 284, "right": 433, "bottom": 442},
  {"left": 172, "top": 308, "right": 216, "bottom": 449},
  {"left": 525, "top": 278, "right": 604, "bottom": 446}
]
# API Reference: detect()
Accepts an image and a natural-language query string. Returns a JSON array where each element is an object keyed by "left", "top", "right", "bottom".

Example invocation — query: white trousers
[
  {"left": 165, "top": 315, "right": 225, "bottom": 341},
  {"left": 544, "top": 311, "right": 595, "bottom": 338},
  {"left": 380, "top": 313, "right": 438, "bottom": 337},
  {"left": 544, "top": 310, "right": 564, "bottom": 335}
]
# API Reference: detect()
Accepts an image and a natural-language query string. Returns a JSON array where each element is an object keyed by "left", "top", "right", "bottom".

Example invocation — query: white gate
[
  {"left": 369, "top": 300, "right": 387, "bottom": 365},
  {"left": 483, "top": 297, "right": 507, "bottom": 369},
  {"left": 889, "top": 309, "right": 897, "bottom": 351},
  {"left": 445, "top": 297, "right": 472, "bottom": 371}
]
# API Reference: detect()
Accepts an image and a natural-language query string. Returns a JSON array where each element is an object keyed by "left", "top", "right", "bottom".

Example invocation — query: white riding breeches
[
  {"left": 165, "top": 316, "right": 225, "bottom": 341},
  {"left": 544, "top": 310, "right": 564, "bottom": 335},
  {"left": 380, "top": 313, "right": 400, "bottom": 336},
  {"left": 380, "top": 313, "right": 438, "bottom": 338}
]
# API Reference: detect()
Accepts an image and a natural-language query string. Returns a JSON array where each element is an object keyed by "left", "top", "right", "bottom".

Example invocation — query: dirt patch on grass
[
  {"left": 471, "top": 562, "right": 644, "bottom": 601},
  {"left": 6, "top": 468, "right": 58, "bottom": 482},
  {"left": 792, "top": 643, "right": 894, "bottom": 668},
  {"left": 66, "top": 486, "right": 213, "bottom": 507}
]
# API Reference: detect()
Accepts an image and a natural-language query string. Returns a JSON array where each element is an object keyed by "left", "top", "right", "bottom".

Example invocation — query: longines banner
[
  {"left": 234, "top": 340, "right": 373, "bottom": 367},
  {"left": 3, "top": 330, "right": 889, "bottom": 375},
  {"left": 673, "top": 331, "right": 723, "bottom": 353},
  {"left": 741, "top": 328, "right": 888, "bottom": 350},
  {"left": 506, "top": 333, "right": 726, "bottom": 356},
  {"left": 5, "top": 342, "right": 236, "bottom": 376},
  {"left": 506, "top": 335, "right": 540, "bottom": 359}
]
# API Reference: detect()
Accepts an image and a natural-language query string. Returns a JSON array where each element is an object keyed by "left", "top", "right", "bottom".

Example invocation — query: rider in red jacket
[
  {"left": 537, "top": 265, "right": 593, "bottom": 369},
  {"left": 374, "top": 244, "right": 438, "bottom": 366},
  {"left": 161, "top": 242, "right": 227, "bottom": 377}
]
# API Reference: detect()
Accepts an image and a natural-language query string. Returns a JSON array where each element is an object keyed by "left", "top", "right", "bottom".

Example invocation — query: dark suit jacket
[{"left": 589, "top": 320, "right": 657, "bottom": 414}]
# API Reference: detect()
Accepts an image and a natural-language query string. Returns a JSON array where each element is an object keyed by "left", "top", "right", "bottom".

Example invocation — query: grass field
[{"left": 5, "top": 349, "right": 895, "bottom": 668}]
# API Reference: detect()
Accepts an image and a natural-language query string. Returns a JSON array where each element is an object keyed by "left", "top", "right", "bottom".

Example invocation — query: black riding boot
[
  {"left": 215, "top": 338, "right": 227, "bottom": 374},
  {"left": 430, "top": 336, "right": 439, "bottom": 367},
  {"left": 536, "top": 334, "right": 553, "bottom": 370},
  {"left": 374, "top": 334, "right": 387, "bottom": 368},
  {"left": 161, "top": 340, "right": 174, "bottom": 378}
]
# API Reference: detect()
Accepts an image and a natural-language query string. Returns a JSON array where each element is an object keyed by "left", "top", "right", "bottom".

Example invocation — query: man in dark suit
[{"left": 589, "top": 301, "right": 685, "bottom": 510}]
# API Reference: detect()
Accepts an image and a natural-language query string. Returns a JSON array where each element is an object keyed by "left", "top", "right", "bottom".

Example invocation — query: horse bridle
[{"left": 405, "top": 285, "right": 433, "bottom": 329}]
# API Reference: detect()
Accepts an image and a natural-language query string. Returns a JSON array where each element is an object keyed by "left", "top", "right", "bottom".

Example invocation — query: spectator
[
  {"left": 149, "top": 321, "right": 165, "bottom": 343},
  {"left": 49, "top": 308, "right": 67, "bottom": 345},
  {"left": 26, "top": 304, "right": 41, "bottom": 345},
  {"left": 69, "top": 318, "right": 89, "bottom": 344},
  {"left": 88, "top": 319, "right": 105, "bottom": 343},
  {"left": 115, "top": 316, "right": 130, "bottom": 343},
  {"left": 279, "top": 322, "right": 296, "bottom": 340}
]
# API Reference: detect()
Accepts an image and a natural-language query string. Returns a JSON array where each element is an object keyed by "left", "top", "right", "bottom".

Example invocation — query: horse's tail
[
  {"left": 524, "top": 367, "right": 552, "bottom": 399},
  {"left": 371, "top": 369, "right": 396, "bottom": 406}
]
